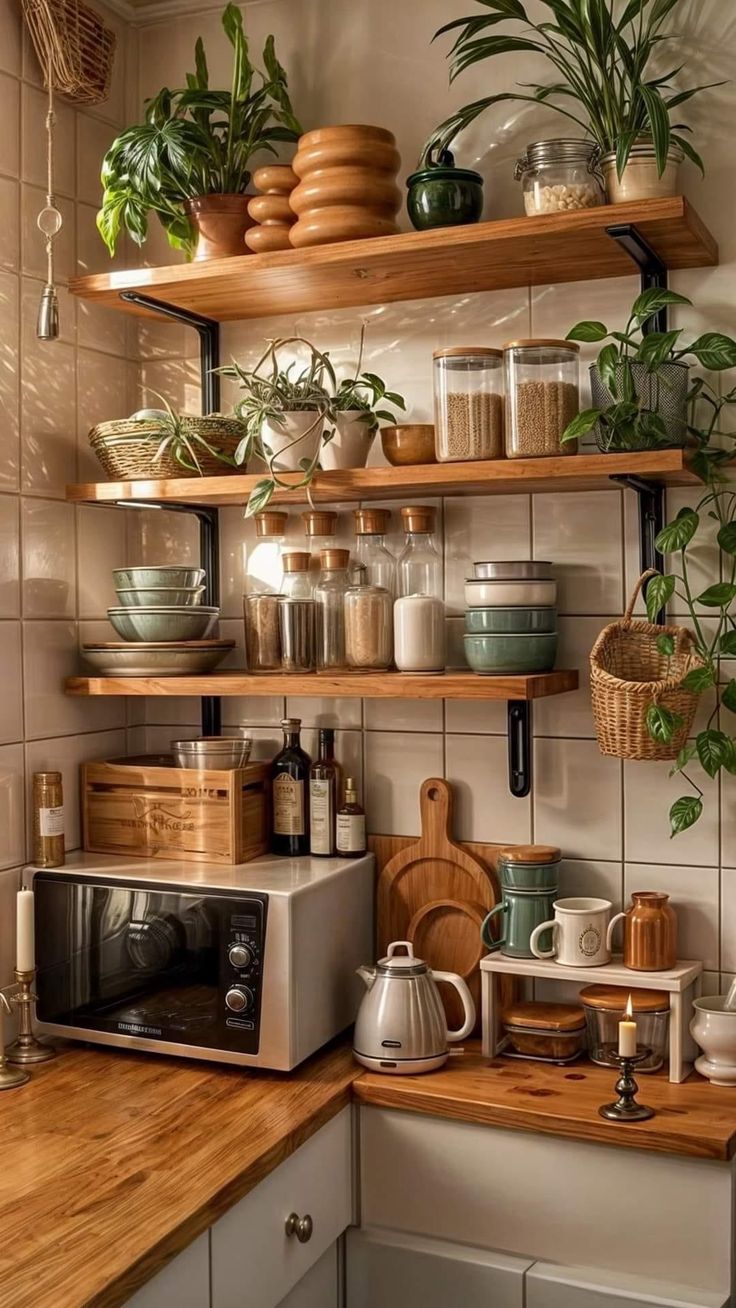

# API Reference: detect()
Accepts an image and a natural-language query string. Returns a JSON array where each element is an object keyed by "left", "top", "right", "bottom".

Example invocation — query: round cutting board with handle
[{"left": 407, "top": 898, "right": 486, "bottom": 1032}]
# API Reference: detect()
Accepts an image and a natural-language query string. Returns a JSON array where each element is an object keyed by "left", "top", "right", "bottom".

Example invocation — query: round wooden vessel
[
  {"left": 246, "top": 165, "right": 298, "bottom": 254},
  {"left": 290, "top": 125, "right": 401, "bottom": 248}
]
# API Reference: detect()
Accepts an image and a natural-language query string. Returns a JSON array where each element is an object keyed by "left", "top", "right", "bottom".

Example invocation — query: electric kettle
[{"left": 353, "top": 940, "right": 476, "bottom": 1074}]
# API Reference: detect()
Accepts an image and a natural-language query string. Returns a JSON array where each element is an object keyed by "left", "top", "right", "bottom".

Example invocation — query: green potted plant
[
  {"left": 322, "top": 329, "right": 406, "bottom": 470},
  {"left": 97, "top": 3, "right": 301, "bottom": 262},
  {"left": 561, "top": 289, "right": 736, "bottom": 453},
  {"left": 428, "top": 0, "right": 719, "bottom": 205}
]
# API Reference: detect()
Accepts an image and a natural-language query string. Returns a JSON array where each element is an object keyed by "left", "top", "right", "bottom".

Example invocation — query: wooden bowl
[{"left": 381, "top": 424, "right": 437, "bottom": 466}]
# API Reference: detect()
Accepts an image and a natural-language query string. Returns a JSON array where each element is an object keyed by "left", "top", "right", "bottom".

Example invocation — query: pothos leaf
[
  {"left": 646, "top": 703, "right": 684, "bottom": 744},
  {"left": 697, "top": 728, "right": 732, "bottom": 778},
  {"left": 657, "top": 633, "right": 675, "bottom": 657},
  {"left": 645, "top": 573, "right": 676, "bottom": 622},
  {"left": 670, "top": 795, "right": 703, "bottom": 836},
  {"left": 245, "top": 479, "right": 276, "bottom": 517},
  {"left": 721, "top": 680, "right": 736, "bottom": 713},
  {"left": 680, "top": 666, "right": 715, "bottom": 693},
  {"left": 655, "top": 510, "right": 699, "bottom": 554},
  {"left": 669, "top": 741, "right": 697, "bottom": 776}
]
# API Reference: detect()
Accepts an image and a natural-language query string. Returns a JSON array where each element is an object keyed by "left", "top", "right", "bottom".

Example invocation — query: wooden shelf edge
[
  {"left": 64, "top": 669, "right": 579, "bottom": 700},
  {"left": 66, "top": 450, "right": 703, "bottom": 509}
]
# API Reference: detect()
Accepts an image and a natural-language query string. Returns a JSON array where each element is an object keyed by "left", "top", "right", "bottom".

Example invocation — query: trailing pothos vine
[{"left": 645, "top": 381, "right": 736, "bottom": 836}]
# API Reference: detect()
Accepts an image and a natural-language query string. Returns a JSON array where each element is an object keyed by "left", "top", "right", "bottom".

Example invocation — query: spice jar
[
  {"left": 502, "top": 1001, "right": 586, "bottom": 1064},
  {"left": 398, "top": 506, "right": 442, "bottom": 600},
  {"left": 433, "top": 348, "right": 504, "bottom": 462},
  {"left": 353, "top": 508, "right": 396, "bottom": 595},
  {"left": 244, "top": 593, "right": 282, "bottom": 673},
  {"left": 303, "top": 510, "right": 338, "bottom": 578},
  {"left": 345, "top": 563, "right": 393, "bottom": 670},
  {"left": 514, "top": 139, "right": 603, "bottom": 215},
  {"left": 32, "top": 770, "right": 65, "bottom": 867},
  {"left": 504, "top": 340, "right": 580, "bottom": 459},
  {"left": 580, "top": 985, "right": 669, "bottom": 1073},
  {"left": 314, "top": 548, "right": 351, "bottom": 671},
  {"left": 245, "top": 511, "right": 288, "bottom": 595},
  {"left": 280, "top": 551, "right": 313, "bottom": 599}
]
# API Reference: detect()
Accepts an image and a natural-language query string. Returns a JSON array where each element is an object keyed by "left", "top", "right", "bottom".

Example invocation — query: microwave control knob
[
  {"left": 228, "top": 943, "right": 253, "bottom": 970},
  {"left": 225, "top": 986, "right": 253, "bottom": 1014}
]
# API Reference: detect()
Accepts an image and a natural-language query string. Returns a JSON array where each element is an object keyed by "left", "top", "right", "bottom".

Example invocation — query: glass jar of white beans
[{"left": 515, "top": 140, "right": 604, "bottom": 216}]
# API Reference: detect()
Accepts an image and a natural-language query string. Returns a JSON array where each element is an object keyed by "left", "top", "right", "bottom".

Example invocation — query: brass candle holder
[
  {"left": 598, "top": 1048, "right": 655, "bottom": 1123},
  {"left": 0, "top": 993, "right": 29, "bottom": 1089},
  {"left": 5, "top": 969, "right": 55, "bottom": 1065}
]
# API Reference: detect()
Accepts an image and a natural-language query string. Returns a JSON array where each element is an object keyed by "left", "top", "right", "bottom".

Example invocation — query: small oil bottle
[
  {"left": 32, "top": 771, "right": 65, "bottom": 867},
  {"left": 336, "top": 777, "right": 366, "bottom": 857}
]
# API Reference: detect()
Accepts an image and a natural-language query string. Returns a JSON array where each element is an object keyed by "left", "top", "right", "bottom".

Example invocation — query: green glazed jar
[{"left": 406, "top": 151, "right": 484, "bottom": 231}]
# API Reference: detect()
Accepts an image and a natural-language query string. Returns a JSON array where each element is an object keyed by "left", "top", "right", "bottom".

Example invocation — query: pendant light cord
[{"left": 45, "top": 62, "right": 56, "bottom": 287}]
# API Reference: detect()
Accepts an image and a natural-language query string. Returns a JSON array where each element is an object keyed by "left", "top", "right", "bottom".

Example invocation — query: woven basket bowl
[
  {"left": 89, "top": 416, "right": 245, "bottom": 480},
  {"left": 590, "top": 571, "right": 704, "bottom": 762}
]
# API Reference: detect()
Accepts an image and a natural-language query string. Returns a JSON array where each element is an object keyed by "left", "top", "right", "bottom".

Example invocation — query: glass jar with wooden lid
[
  {"left": 502, "top": 1000, "right": 586, "bottom": 1063},
  {"left": 245, "top": 510, "right": 288, "bottom": 596},
  {"left": 280, "top": 551, "right": 313, "bottom": 600},
  {"left": 314, "top": 548, "right": 352, "bottom": 671},
  {"left": 345, "top": 563, "right": 393, "bottom": 670},
  {"left": 504, "top": 339, "right": 580, "bottom": 459},
  {"left": 497, "top": 844, "right": 561, "bottom": 890},
  {"left": 303, "top": 510, "right": 338, "bottom": 577},
  {"left": 353, "top": 508, "right": 396, "bottom": 595},
  {"left": 433, "top": 347, "right": 504, "bottom": 463},
  {"left": 580, "top": 985, "right": 669, "bottom": 1072}
]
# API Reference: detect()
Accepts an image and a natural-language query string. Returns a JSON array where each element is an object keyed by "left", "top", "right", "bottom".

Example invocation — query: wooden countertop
[{"left": 3, "top": 1041, "right": 736, "bottom": 1308}]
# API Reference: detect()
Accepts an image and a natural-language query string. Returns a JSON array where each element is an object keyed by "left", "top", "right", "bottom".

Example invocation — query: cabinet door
[
  {"left": 124, "top": 1233, "right": 210, "bottom": 1308},
  {"left": 526, "top": 1261, "right": 730, "bottom": 1308},
  {"left": 346, "top": 1227, "right": 531, "bottom": 1308},
  {"left": 211, "top": 1108, "right": 352, "bottom": 1308},
  {"left": 277, "top": 1244, "right": 339, "bottom": 1308}
]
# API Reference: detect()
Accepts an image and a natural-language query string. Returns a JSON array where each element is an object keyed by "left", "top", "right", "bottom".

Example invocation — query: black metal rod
[
  {"left": 119, "top": 291, "right": 221, "bottom": 412},
  {"left": 605, "top": 223, "right": 669, "bottom": 334},
  {"left": 612, "top": 475, "right": 665, "bottom": 621},
  {"left": 507, "top": 701, "right": 532, "bottom": 799}
]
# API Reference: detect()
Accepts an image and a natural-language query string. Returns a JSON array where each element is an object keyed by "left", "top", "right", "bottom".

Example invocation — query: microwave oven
[{"left": 29, "top": 851, "right": 374, "bottom": 1071}]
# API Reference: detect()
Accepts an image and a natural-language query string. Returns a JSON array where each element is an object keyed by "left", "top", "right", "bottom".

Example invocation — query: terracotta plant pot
[
  {"left": 290, "top": 125, "right": 401, "bottom": 249},
  {"left": 183, "top": 195, "right": 254, "bottom": 261},
  {"left": 601, "top": 143, "right": 683, "bottom": 204},
  {"left": 246, "top": 165, "right": 298, "bottom": 253}
]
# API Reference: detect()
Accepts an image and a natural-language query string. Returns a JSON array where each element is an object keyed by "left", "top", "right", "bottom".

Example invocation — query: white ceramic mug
[{"left": 529, "top": 897, "right": 613, "bottom": 967}]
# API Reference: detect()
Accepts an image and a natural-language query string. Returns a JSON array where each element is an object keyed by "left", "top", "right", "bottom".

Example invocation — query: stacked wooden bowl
[
  {"left": 246, "top": 165, "right": 298, "bottom": 253},
  {"left": 289, "top": 125, "right": 402, "bottom": 248}
]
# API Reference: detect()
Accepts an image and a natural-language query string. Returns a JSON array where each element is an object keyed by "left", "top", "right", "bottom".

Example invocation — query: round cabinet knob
[
  {"left": 285, "top": 1212, "right": 313, "bottom": 1244},
  {"left": 228, "top": 944, "right": 253, "bottom": 970},
  {"left": 225, "top": 986, "right": 253, "bottom": 1014}
]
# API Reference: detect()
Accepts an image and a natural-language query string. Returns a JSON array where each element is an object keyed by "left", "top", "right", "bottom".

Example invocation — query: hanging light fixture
[{"left": 36, "top": 59, "right": 62, "bottom": 341}]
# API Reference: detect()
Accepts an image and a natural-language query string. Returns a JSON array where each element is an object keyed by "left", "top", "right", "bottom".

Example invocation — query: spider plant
[
  {"left": 97, "top": 2, "right": 301, "bottom": 258},
  {"left": 330, "top": 329, "right": 406, "bottom": 430},
  {"left": 136, "top": 391, "right": 240, "bottom": 474},
  {"left": 426, "top": 0, "right": 719, "bottom": 179}
]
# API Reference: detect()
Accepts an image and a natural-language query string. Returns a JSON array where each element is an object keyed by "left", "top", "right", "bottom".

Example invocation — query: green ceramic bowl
[
  {"left": 464, "top": 632, "right": 558, "bottom": 675},
  {"left": 112, "top": 566, "right": 206, "bottom": 590},
  {"left": 406, "top": 165, "right": 484, "bottom": 231},
  {"left": 465, "top": 606, "right": 557, "bottom": 635},
  {"left": 108, "top": 606, "right": 219, "bottom": 642},
  {"left": 115, "top": 586, "right": 206, "bottom": 608}
]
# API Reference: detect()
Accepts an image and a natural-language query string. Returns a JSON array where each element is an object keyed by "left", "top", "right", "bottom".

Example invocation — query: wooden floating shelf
[
  {"left": 67, "top": 449, "right": 701, "bottom": 509},
  {"left": 64, "top": 669, "right": 579, "bottom": 700},
  {"left": 68, "top": 197, "right": 717, "bottom": 322}
]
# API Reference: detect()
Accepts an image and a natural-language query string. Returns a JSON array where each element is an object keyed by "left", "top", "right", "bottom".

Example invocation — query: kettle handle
[
  {"left": 432, "top": 970, "right": 476, "bottom": 1042},
  {"left": 386, "top": 941, "right": 415, "bottom": 959}
]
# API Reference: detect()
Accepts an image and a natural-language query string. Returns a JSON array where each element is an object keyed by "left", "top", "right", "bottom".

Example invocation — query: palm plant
[
  {"left": 97, "top": 3, "right": 301, "bottom": 258},
  {"left": 426, "top": 0, "right": 718, "bottom": 178}
]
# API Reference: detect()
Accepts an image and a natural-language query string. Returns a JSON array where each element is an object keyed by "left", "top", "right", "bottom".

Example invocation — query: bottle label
[
  {"left": 39, "top": 805, "right": 64, "bottom": 837},
  {"left": 273, "top": 775, "right": 305, "bottom": 836},
  {"left": 336, "top": 813, "right": 366, "bottom": 854},
  {"left": 310, "top": 780, "right": 334, "bottom": 855}
]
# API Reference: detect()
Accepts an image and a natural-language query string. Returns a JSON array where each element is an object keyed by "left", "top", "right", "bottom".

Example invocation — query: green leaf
[
  {"left": 245, "top": 479, "right": 275, "bottom": 517},
  {"left": 687, "top": 333, "right": 736, "bottom": 371},
  {"left": 670, "top": 795, "right": 703, "bottom": 836},
  {"left": 722, "top": 680, "right": 736, "bottom": 713},
  {"left": 696, "top": 583, "right": 736, "bottom": 608},
  {"left": 596, "top": 343, "right": 619, "bottom": 396},
  {"left": 655, "top": 510, "right": 699, "bottom": 554},
  {"left": 639, "top": 82, "right": 671, "bottom": 176},
  {"left": 718, "top": 522, "right": 736, "bottom": 556},
  {"left": 566, "top": 321, "right": 609, "bottom": 343},
  {"left": 657, "top": 633, "right": 675, "bottom": 657},
  {"left": 631, "top": 288, "right": 691, "bottom": 324},
  {"left": 669, "top": 741, "right": 698, "bottom": 776},
  {"left": 560, "top": 408, "right": 601, "bottom": 443},
  {"left": 636, "top": 329, "right": 682, "bottom": 372},
  {"left": 645, "top": 573, "right": 675, "bottom": 622},
  {"left": 646, "top": 703, "right": 683, "bottom": 744},
  {"left": 697, "top": 728, "right": 732, "bottom": 778},
  {"left": 720, "top": 631, "right": 736, "bottom": 656},
  {"left": 680, "top": 666, "right": 715, "bottom": 693}
]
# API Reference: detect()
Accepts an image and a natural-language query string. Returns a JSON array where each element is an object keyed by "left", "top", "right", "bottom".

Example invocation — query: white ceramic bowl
[
  {"left": 690, "top": 996, "right": 736, "bottom": 1086},
  {"left": 464, "top": 578, "right": 557, "bottom": 608}
]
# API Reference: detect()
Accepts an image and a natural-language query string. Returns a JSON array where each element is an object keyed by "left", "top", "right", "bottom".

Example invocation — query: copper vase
[
  {"left": 606, "top": 891, "right": 677, "bottom": 971},
  {"left": 183, "top": 195, "right": 254, "bottom": 261}
]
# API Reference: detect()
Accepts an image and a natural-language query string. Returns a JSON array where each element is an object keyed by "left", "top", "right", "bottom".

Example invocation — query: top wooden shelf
[{"left": 68, "top": 197, "right": 717, "bottom": 323}]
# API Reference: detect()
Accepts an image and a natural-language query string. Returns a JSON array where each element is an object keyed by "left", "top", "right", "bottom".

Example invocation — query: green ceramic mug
[{"left": 481, "top": 885, "right": 557, "bottom": 959}]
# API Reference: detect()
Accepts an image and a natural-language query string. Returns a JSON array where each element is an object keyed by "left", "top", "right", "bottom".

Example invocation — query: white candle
[
  {"left": 16, "top": 889, "right": 35, "bottom": 973},
  {"left": 618, "top": 993, "right": 637, "bottom": 1058}
]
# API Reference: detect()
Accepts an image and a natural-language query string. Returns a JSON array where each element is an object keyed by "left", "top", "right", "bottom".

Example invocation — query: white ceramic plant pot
[
  {"left": 601, "top": 143, "right": 683, "bottom": 205},
  {"left": 261, "top": 411, "right": 326, "bottom": 472},
  {"left": 690, "top": 997, "right": 736, "bottom": 1086},
  {"left": 320, "top": 410, "right": 376, "bottom": 471}
]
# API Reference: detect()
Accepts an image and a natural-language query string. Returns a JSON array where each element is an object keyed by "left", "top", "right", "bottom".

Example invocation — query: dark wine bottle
[
  {"left": 309, "top": 727, "right": 340, "bottom": 857},
  {"left": 271, "top": 718, "right": 311, "bottom": 856}
]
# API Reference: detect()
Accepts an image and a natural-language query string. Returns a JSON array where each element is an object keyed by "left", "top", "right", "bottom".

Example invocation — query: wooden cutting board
[{"left": 372, "top": 778, "right": 514, "bottom": 1033}]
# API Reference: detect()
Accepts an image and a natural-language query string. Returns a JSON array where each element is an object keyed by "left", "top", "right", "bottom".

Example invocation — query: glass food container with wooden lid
[
  {"left": 580, "top": 985, "right": 669, "bottom": 1072},
  {"left": 502, "top": 1000, "right": 586, "bottom": 1064},
  {"left": 504, "top": 339, "right": 580, "bottom": 459},
  {"left": 433, "top": 347, "right": 504, "bottom": 463}
]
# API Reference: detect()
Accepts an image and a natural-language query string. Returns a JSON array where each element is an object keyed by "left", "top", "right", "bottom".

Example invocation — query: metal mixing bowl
[{"left": 171, "top": 736, "right": 253, "bottom": 769}]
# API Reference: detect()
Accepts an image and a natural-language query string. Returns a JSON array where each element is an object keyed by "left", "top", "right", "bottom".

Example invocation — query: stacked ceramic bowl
[
  {"left": 82, "top": 566, "right": 234, "bottom": 675},
  {"left": 464, "top": 561, "right": 558, "bottom": 675}
]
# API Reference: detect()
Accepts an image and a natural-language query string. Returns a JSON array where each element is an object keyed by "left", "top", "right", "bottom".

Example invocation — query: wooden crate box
[{"left": 82, "top": 757, "right": 270, "bottom": 865}]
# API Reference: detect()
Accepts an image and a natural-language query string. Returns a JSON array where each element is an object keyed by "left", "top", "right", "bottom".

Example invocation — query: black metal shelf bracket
[
  {"left": 612, "top": 474, "right": 665, "bottom": 621},
  {"left": 508, "top": 701, "right": 532, "bottom": 799},
  {"left": 605, "top": 223, "right": 669, "bottom": 333},
  {"left": 119, "top": 290, "right": 222, "bottom": 734}
]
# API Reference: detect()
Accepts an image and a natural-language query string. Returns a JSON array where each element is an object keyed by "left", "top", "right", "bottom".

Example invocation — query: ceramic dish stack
[
  {"left": 82, "top": 566, "right": 235, "bottom": 676},
  {"left": 463, "top": 561, "right": 558, "bottom": 675}
]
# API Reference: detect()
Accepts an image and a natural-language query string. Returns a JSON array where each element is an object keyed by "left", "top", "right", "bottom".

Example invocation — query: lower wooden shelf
[{"left": 64, "top": 669, "right": 579, "bottom": 700}]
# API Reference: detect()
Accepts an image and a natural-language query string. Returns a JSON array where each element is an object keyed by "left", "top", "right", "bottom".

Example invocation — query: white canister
[{"left": 394, "top": 594, "right": 445, "bottom": 673}]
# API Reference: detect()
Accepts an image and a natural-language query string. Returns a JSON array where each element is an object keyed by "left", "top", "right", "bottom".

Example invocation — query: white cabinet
[
  {"left": 124, "top": 1232, "right": 210, "bottom": 1308},
  {"left": 526, "top": 1262, "right": 731, "bottom": 1308},
  {"left": 346, "top": 1228, "right": 531, "bottom": 1308},
  {"left": 211, "top": 1108, "right": 353, "bottom": 1308},
  {"left": 277, "top": 1244, "right": 340, "bottom": 1308}
]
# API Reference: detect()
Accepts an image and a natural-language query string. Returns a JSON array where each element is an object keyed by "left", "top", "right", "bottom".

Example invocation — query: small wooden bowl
[{"left": 381, "top": 424, "right": 437, "bottom": 466}]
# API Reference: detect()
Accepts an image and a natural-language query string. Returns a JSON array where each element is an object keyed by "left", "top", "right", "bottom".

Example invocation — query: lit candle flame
[{"left": 625, "top": 993, "right": 634, "bottom": 1020}]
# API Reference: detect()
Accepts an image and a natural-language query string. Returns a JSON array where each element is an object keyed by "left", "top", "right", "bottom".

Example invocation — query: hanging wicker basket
[
  {"left": 22, "top": 0, "right": 116, "bottom": 105},
  {"left": 89, "top": 416, "right": 246, "bottom": 480},
  {"left": 590, "top": 569, "right": 704, "bottom": 762}
]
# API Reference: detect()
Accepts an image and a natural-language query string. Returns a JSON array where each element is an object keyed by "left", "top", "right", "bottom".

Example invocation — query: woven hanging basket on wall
[
  {"left": 22, "top": 0, "right": 116, "bottom": 105},
  {"left": 89, "top": 417, "right": 247, "bottom": 481},
  {"left": 590, "top": 569, "right": 705, "bottom": 762}
]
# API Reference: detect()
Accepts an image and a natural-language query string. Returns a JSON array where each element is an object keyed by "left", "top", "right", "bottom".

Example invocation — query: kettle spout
[{"left": 356, "top": 964, "right": 377, "bottom": 990}]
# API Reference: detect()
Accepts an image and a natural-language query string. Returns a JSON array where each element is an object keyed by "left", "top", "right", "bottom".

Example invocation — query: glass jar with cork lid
[
  {"left": 245, "top": 510, "right": 288, "bottom": 595},
  {"left": 504, "top": 340, "right": 580, "bottom": 459},
  {"left": 433, "top": 347, "right": 504, "bottom": 463},
  {"left": 353, "top": 508, "right": 396, "bottom": 595},
  {"left": 345, "top": 563, "right": 393, "bottom": 670},
  {"left": 303, "top": 510, "right": 338, "bottom": 579},
  {"left": 314, "top": 548, "right": 352, "bottom": 671}
]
